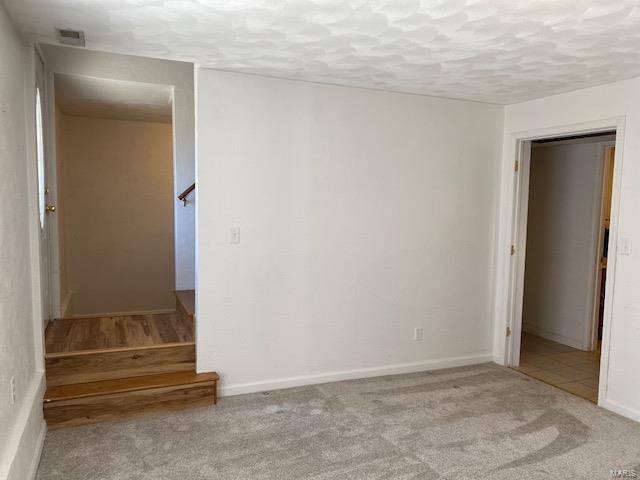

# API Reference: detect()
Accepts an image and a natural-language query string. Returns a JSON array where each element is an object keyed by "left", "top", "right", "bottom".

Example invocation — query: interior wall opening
[
  {"left": 45, "top": 72, "right": 195, "bottom": 355},
  {"left": 31, "top": 47, "right": 203, "bottom": 430},
  {"left": 53, "top": 73, "right": 176, "bottom": 318},
  {"left": 511, "top": 131, "right": 616, "bottom": 404}
]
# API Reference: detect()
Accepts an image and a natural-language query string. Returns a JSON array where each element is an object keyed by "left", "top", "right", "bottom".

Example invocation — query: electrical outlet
[
  {"left": 414, "top": 327, "right": 424, "bottom": 341},
  {"left": 10, "top": 377, "right": 16, "bottom": 405}
]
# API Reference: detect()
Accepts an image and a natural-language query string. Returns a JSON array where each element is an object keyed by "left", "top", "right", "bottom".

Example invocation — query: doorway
[
  {"left": 509, "top": 132, "right": 616, "bottom": 403},
  {"left": 33, "top": 47, "right": 210, "bottom": 429},
  {"left": 52, "top": 73, "right": 177, "bottom": 318}
]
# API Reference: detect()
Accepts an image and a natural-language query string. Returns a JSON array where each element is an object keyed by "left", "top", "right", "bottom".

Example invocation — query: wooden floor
[
  {"left": 45, "top": 312, "right": 194, "bottom": 354},
  {"left": 513, "top": 333, "right": 600, "bottom": 403}
]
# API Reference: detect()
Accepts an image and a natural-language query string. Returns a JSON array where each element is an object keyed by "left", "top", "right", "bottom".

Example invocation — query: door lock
[{"left": 45, "top": 204, "right": 56, "bottom": 213}]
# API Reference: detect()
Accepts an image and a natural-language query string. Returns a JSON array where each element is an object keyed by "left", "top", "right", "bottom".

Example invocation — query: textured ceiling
[
  {"left": 6, "top": 0, "right": 640, "bottom": 104},
  {"left": 55, "top": 74, "right": 172, "bottom": 123}
]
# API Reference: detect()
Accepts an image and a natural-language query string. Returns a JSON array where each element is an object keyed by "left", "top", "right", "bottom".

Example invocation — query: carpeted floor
[{"left": 36, "top": 363, "right": 640, "bottom": 479}]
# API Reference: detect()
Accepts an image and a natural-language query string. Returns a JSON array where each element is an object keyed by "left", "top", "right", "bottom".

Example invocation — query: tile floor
[{"left": 513, "top": 333, "right": 600, "bottom": 402}]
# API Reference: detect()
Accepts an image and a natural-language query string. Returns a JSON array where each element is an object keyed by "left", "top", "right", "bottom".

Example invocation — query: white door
[{"left": 34, "top": 53, "right": 53, "bottom": 327}]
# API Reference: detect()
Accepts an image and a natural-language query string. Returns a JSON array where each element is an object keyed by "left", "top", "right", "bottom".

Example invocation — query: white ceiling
[
  {"left": 6, "top": 0, "right": 640, "bottom": 104},
  {"left": 55, "top": 74, "right": 172, "bottom": 123}
]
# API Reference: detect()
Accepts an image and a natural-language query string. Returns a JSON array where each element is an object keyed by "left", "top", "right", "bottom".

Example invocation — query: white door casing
[
  {"left": 34, "top": 51, "right": 53, "bottom": 327},
  {"left": 500, "top": 118, "right": 626, "bottom": 410}
]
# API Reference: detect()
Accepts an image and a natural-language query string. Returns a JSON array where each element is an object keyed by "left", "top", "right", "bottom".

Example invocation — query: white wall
[
  {"left": 522, "top": 140, "right": 607, "bottom": 349},
  {"left": 40, "top": 45, "right": 196, "bottom": 311},
  {"left": 494, "top": 77, "right": 640, "bottom": 422},
  {"left": 0, "top": 5, "right": 46, "bottom": 479},
  {"left": 197, "top": 70, "right": 504, "bottom": 395}
]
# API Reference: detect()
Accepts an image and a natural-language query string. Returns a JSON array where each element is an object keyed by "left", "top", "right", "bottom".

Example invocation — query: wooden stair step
[
  {"left": 44, "top": 372, "right": 219, "bottom": 429},
  {"left": 45, "top": 342, "right": 196, "bottom": 386},
  {"left": 45, "top": 371, "right": 219, "bottom": 401},
  {"left": 45, "top": 313, "right": 194, "bottom": 354},
  {"left": 175, "top": 290, "right": 195, "bottom": 322}
]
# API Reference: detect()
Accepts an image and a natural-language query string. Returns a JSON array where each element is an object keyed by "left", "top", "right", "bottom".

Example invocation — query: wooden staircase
[{"left": 43, "top": 305, "right": 217, "bottom": 429}]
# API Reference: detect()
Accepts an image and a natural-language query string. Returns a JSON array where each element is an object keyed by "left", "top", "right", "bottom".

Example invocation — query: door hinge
[
  {"left": 514, "top": 160, "right": 519, "bottom": 172},
  {"left": 506, "top": 326, "right": 512, "bottom": 337},
  {"left": 510, "top": 245, "right": 516, "bottom": 256}
]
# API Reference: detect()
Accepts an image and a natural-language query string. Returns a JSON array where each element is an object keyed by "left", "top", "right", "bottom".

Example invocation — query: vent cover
[{"left": 56, "top": 28, "right": 85, "bottom": 47}]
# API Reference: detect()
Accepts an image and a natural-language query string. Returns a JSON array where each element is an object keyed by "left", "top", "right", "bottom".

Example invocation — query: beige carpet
[{"left": 36, "top": 363, "right": 640, "bottom": 479}]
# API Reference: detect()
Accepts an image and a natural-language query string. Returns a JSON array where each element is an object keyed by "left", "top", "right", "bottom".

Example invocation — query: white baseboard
[
  {"left": 21, "top": 418, "right": 45, "bottom": 480},
  {"left": 522, "top": 324, "right": 585, "bottom": 350},
  {"left": 67, "top": 308, "right": 175, "bottom": 319},
  {"left": 218, "top": 353, "right": 493, "bottom": 397},
  {"left": 600, "top": 398, "right": 640, "bottom": 423},
  {"left": 1, "top": 372, "right": 46, "bottom": 480}
]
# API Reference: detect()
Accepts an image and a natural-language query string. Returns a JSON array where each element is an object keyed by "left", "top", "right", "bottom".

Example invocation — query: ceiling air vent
[{"left": 56, "top": 28, "right": 85, "bottom": 47}]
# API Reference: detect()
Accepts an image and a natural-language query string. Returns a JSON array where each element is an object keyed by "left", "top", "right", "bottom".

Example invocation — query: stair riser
[
  {"left": 46, "top": 344, "right": 195, "bottom": 386},
  {"left": 45, "top": 382, "right": 216, "bottom": 429}
]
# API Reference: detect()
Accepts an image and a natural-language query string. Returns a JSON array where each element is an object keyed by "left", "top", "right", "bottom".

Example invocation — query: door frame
[
  {"left": 34, "top": 46, "right": 57, "bottom": 327},
  {"left": 41, "top": 51, "right": 66, "bottom": 321},
  {"left": 589, "top": 142, "right": 616, "bottom": 352},
  {"left": 502, "top": 117, "right": 626, "bottom": 407}
]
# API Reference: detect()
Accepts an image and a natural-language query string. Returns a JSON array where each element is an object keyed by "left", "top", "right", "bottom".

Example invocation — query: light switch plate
[
  {"left": 620, "top": 237, "right": 632, "bottom": 256},
  {"left": 230, "top": 226, "right": 241, "bottom": 244}
]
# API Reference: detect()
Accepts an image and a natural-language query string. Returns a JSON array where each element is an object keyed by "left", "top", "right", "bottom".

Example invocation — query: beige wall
[{"left": 58, "top": 114, "right": 175, "bottom": 316}]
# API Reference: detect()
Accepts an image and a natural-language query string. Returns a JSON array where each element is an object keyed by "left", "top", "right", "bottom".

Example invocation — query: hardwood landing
[
  {"left": 45, "top": 312, "right": 193, "bottom": 354},
  {"left": 43, "top": 312, "right": 217, "bottom": 428}
]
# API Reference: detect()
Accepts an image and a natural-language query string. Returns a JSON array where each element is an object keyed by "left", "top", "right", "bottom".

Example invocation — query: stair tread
[
  {"left": 45, "top": 313, "right": 194, "bottom": 354},
  {"left": 45, "top": 371, "right": 219, "bottom": 402},
  {"left": 175, "top": 290, "right": 195, "bottom": 317}
]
